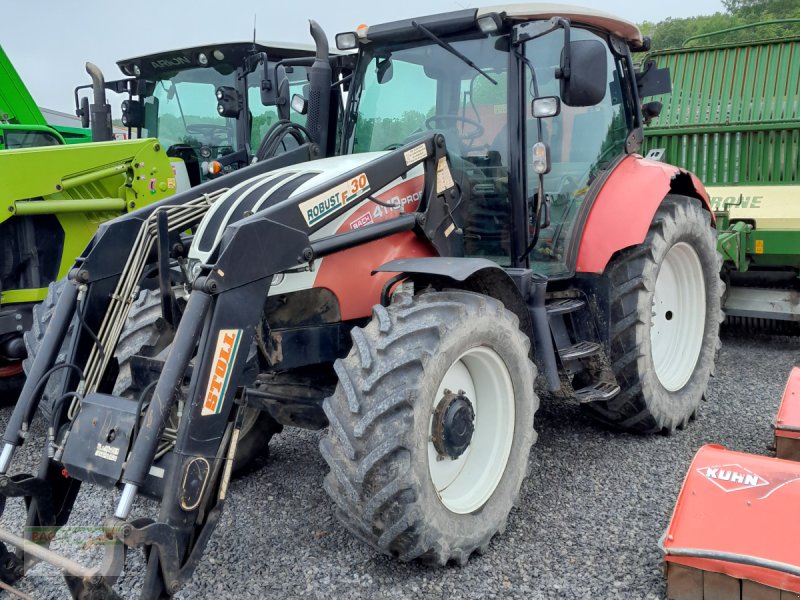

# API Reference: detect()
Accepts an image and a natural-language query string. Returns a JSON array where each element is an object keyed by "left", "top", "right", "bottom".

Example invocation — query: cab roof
[
  {"left": 480, "top": 4, "right": 641, "bottom": 43},
  {"left": 355, "top": 3, "right": 642, "bottom": 46},
  {"left": 117, "top": 41, "right": 324, "bottom": 78}
]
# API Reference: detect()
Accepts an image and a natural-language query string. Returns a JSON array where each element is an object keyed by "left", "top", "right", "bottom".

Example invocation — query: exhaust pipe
[
  {"left": 305, "top": 20, "right": 332, "bottom": 153},
  {"left": 85, "top": 62, "right": 113, "bottom": 142}
]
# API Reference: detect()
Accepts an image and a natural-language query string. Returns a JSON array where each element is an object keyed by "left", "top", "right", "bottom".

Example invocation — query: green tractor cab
[{"left": 75, "top": 41, "right": 331, "bottom": 184}]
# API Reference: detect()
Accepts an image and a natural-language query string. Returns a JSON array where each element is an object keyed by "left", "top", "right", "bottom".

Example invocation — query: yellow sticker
[
  {"left": 755, "top": 239, "right": 764, "bottom": 254},
  {"left": 167, "top": 177, "right": 176, "bottom": 189},
  {"left": 436, "top": 157, "right": 454, "bottom": 194}
]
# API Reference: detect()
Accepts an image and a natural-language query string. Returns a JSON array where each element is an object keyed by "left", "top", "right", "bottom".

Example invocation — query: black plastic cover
[{"left": 61, "top": 393, "right": 138, "bottom": 487}]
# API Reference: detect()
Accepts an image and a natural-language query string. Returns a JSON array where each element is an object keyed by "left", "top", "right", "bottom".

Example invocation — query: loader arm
[{"left": 0, "top": 135, "right": 462, "bottom": 598}]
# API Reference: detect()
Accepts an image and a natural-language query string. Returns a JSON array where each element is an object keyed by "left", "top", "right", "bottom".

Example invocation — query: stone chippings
[{"left": 1, "top": 332, "right": 796, "bottom": 599}]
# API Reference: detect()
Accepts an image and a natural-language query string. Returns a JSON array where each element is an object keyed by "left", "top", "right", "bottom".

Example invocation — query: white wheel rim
[
  {"left": 650, "top": 242, "right": 706, "bottom": 391},
  {"left": 428, "top": 346, "right": 515, "bottom": 514}
]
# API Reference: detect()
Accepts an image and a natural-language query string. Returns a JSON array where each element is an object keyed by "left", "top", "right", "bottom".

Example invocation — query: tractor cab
[
  {"left": 338, "top": 6, "right": 645, "bottom": 277},
  {"left": 75, "top": 42, "right": 324, "bottom": 185}
]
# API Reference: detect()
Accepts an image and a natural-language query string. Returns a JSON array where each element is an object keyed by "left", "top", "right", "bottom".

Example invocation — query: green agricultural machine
[
  {"left": 0, "top": 141, "right": 177, "bottom": 397},
  {"left": 1, "top": 41, "right": 324, "bottom": 399},
  {"left": 0, "top": 45, "right": 91, "bottom": 149},
  {"left": 74, "top": 41, "right": 326, "bottom": 182},
  {"left": 643, "top": 23, "right": 800, "bottom": 331}
]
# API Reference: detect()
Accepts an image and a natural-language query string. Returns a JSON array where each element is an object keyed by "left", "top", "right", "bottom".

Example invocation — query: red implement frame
[
  {"left": 663, "top": 444, "right": 800, "bottom": 599},
  {"left": 775, "top": 367, "right": 800, "bottom": 461}
]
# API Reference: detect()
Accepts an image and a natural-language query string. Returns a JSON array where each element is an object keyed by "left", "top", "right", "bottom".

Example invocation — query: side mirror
[
  {"left": 636, "top": 59, "right": 671, "bottom": 98},
  {"left": 376, "top": 58, "right": 393, "bottom": 84},
  {"left": 216, "top": 86, "right": 242, "bottom": 118},
  {"left": 78, "top": 96, "right": 90, "bottom": 129},
  {"left": 143, "top": 97, "right": 159, "bottom": 136},
  {"left": 291, "top": 94, "right": 308, "bottom": 115},
  {"left": 261, "top": 64, "right": 290, "bottom": 121},
  {"left": 642, "top": 101, "right": 663, "bottom": 125},
  {"left": 559, "top": 39, "right": 607, "bottom": 107}
]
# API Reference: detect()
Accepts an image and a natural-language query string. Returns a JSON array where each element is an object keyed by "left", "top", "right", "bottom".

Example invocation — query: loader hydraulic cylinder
[
  {"left": 117, "top": 290, "right": 212, "bottom": 515},
  {"left": 1, "top": 281, "right": 79, "bottom": 458}
]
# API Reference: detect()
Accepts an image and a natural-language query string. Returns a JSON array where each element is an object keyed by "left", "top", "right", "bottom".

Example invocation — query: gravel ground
[{"left": 1, "top": 331, "right": 797, "bottom": 600}]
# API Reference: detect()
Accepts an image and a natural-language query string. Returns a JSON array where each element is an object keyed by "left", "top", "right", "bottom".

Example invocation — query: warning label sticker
[{"left": 403, "top": 143, "right": 427, "bottom": 166}]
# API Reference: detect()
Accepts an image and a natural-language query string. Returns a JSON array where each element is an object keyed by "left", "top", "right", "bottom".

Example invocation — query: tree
[{"left": 639, "top": 0, "right": 800, "bottom": 50}]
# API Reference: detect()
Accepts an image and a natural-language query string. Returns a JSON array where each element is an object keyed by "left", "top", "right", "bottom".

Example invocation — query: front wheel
[
  {"left": 584, "top": 195, "right": 723, "bottom": 433},
  {"left": 320, "top": 290, "right": 538, "bottom": 565}
]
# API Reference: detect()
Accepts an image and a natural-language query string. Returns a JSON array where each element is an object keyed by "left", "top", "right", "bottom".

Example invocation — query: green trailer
[{"left": 643, "top": 23, "right": 800, "bottom": 329}]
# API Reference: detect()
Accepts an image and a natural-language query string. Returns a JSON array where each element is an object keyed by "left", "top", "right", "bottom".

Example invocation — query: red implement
[
  {"left": 663, "top": 444, "right": 800, "bottom": 599},
  {"left": 775, "top": 367, "right": 800, "bottom": 461}
]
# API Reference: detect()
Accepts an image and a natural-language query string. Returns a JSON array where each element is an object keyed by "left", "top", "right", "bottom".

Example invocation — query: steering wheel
[
  {"left": 424, "top": 115, "right": 484, "bottom": 141},
  {"left": 185, "top": 124, "right": 229, "bottom": 139}
]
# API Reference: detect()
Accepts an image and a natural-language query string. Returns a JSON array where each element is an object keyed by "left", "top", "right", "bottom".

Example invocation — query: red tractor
[{"left": 0, "top": 5, "right": 721, "bottom": 598}]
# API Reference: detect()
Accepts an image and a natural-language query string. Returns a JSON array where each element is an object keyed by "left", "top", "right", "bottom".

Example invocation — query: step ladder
[{"left": 545, "top": 295, "right": 620, "bottom": 403}]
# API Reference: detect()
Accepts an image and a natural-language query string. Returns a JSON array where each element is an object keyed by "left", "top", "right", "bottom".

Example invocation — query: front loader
[{"left": 0, "top": 6, "right": 722, "bottom": 597}]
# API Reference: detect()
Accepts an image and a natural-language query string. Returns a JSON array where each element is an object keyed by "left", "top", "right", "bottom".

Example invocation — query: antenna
[{"left": 252, "top": 14, "right": 257, "bottom": 50}]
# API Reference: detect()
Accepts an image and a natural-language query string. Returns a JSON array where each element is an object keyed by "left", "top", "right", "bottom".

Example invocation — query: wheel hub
[{"left": 432, "top": 389, "right": 475, "bottom": 460}]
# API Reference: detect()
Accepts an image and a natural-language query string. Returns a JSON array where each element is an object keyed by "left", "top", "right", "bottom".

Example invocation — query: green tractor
[
  {"left": 74, "top": 41, "right": 328, "bottom": 182},
  {"left": 0, "top": 40, "right": 328, "bottom": 399},
  {"left": 642, "top": 22, "right": 800, "bottom": 331}
]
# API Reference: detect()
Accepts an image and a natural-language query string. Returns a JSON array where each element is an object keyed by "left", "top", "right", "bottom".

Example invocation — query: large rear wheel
[
  {"left": 321, "top": 290, "right": 538, "bottom": 564},
  {"left": 584, "top": 195, "right": 723, "bottom": 433}
]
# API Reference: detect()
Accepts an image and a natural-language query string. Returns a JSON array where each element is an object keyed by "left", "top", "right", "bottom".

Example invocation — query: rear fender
[
  {"left": 575, "top": 155, "right": 713, "bottom": 274},
  {"left": 375, "top": 257, "right": 533, "bottom": 341}
]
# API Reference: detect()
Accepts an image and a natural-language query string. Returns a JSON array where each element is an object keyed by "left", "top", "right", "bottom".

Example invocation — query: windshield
[
  {"left": 346, "top": 34, "right": 514, "bottom": 264},
  {"left": 144, "top": 66, "right": 238, "bottom": 159},
  {"left": 346, "top": 36, "right": 509, "bottom": 155}
]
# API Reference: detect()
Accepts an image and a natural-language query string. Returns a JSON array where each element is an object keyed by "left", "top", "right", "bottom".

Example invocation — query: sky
[{"left": 4, "top": 0, "right": 725, "bottom": 115}]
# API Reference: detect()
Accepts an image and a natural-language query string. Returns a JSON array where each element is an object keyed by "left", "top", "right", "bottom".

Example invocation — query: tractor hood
[{"left": 189, "top": 152, "right": 389, "bottom": 267}]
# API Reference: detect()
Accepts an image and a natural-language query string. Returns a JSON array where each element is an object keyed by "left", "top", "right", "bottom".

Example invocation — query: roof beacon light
[{"left": 336, "top": 32, "right": 358, "bottom": 50}]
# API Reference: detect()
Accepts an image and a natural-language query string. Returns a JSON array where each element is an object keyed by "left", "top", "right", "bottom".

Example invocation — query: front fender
[
  {"left": 575, "top": 156, "right": 713, "bottom": 274},
  {"left": 375, "top": 257, "right": 533, "bottom": 341}
]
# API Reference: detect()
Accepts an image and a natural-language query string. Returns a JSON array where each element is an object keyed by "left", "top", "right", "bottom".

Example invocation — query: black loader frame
[{"left": 0, "top": 133, "right": 473, "bottom": 597}]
